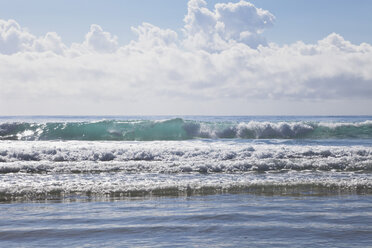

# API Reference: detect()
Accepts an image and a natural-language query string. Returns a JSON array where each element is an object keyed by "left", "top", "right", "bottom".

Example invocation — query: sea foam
[{"left": 0, "top": 140, "right": 371, "bottom": 174}]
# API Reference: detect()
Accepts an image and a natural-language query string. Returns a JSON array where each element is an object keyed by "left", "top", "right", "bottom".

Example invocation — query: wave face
[{"left": 1, "top": 118, "right": 372, "bottom": 141}]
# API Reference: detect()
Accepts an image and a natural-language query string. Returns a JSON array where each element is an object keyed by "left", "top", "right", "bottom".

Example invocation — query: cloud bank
[{"left": 1, "top": 0, "right": 372, "bottom": 115}]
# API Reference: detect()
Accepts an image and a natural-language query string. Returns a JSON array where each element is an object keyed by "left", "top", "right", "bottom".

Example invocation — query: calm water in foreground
[
  {"left": 1, "top": 116, "right": 372, "bottom": 247},
  {"left": 1, "top": 194, "right": 372, "bottom": 247}
]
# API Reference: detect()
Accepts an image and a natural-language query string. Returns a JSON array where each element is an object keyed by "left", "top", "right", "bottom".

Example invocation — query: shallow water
[{"left": 1, "top": 194, "right": 372, "bottom": 247}]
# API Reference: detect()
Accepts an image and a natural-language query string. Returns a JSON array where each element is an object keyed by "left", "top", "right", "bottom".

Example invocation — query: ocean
[{"left": 1, "top": 116, "right": 372, "bottom": 247}]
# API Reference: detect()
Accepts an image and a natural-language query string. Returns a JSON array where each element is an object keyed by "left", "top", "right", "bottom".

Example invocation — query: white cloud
[
  {"left": 0, "top": 19, "right": 67, "bottom": 55},
  {"left": 183, "top": 0, "right": 274, "bottom": 50},
  {"left": 129, "top": 22, "right": 178, "bottom": 50},
  {"left": 0, "top": 0, "right": 372, "bottom": 115},
  {"left": 32, "top": 32, "right": 67, "bottom": 55},
  {"left": 0, "top": 19, "right": 34, "bottom": 54},
  {"left": 82, "top": 24, "right": 119, "bottom": 53}
]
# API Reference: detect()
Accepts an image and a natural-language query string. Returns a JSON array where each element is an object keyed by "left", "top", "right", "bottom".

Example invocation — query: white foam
[
  {"left": 16, "top": 130, "right": 36, "bottom": 140},
  {"left": 1, "top": 171, "right": 371, "bottom": 200},
  {"left": 318, "top": 120, "right": 372, "bottom": 128},
  {"left": 1, "top": 139, "right": 371, "bottom": 200},
  {"left": 0, "top": 140, "right": 371, "bottom": 173},
  {"left": 236, "top": 121, "right": 314, "bottom": 138}
]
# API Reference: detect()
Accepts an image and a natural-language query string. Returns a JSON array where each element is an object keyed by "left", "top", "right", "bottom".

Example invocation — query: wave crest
[{"left": 1, "top": 118, "right": 372, "bottom": 141}]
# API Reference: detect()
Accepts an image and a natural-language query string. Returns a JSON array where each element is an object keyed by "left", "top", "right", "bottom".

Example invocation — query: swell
[{"left": 1, "top": 118, "right": 372, "bottom": 141}]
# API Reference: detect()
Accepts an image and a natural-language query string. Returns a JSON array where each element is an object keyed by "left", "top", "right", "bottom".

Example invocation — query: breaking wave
[
  {"left": 1, "top": 139, "right": 372, "bottom": 201},
  {"left": 1, "top": 118, "right": 372, "bottom": 141},
  {"left": 1, "top": 172, "right": 372, "bottom": 202},
  {"left": 1, "top": 141, "right": 371, "bottom": 173}
]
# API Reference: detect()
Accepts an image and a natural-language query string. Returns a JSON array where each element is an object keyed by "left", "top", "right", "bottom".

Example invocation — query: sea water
[{"left": 0, "top": 116, "right": 372, "bottom": 247}]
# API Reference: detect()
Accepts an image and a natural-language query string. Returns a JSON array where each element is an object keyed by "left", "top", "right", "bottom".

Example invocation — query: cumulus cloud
[
  {"left": 0, "top": 19, "right": 66, "bottom": 54},
  {"left": 183, "top": 0, "right": 274, "bottom": 50},
  {"left": 32, "top": 32, "right": 67, "bottom": 54},
  {"left": 0, "top": 0, "right": 372, "bottom": 115},
  {"left": 0, "top": 19, "right": 34, "bottom": 54},
  {"left": 129, "top": 22, "right": 178, "bottom": 49},
  {"left": 82, "top": 24, "right": 119, "bottom": 53}
]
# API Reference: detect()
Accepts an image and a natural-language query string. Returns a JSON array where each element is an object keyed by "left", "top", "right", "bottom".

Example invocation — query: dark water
[{"left": 1, "top": 116, "right": 372, "bottom": 247}]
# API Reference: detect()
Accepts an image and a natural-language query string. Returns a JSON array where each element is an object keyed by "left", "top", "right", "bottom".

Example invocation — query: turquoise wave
[{"left": 1, "top": 118, "right": 372, "bottom": 141}]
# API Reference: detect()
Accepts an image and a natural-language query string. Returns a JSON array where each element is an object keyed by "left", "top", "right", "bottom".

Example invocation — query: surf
[{"left": 1, "top": 118, "right": 372, "bottom": 141}]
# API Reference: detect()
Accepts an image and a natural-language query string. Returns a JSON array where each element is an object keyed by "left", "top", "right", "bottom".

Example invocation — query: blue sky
[
  {"left": 1, "top": 0, "right": 371, "bottom": 46},
  {"left": 0, "top": 0, "right": 372, "bottom": 115}
]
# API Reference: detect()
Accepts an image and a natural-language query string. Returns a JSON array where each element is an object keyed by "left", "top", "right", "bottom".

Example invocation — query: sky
[{"left": 1, "top": 0, "right": 372, "bottom": 115}]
